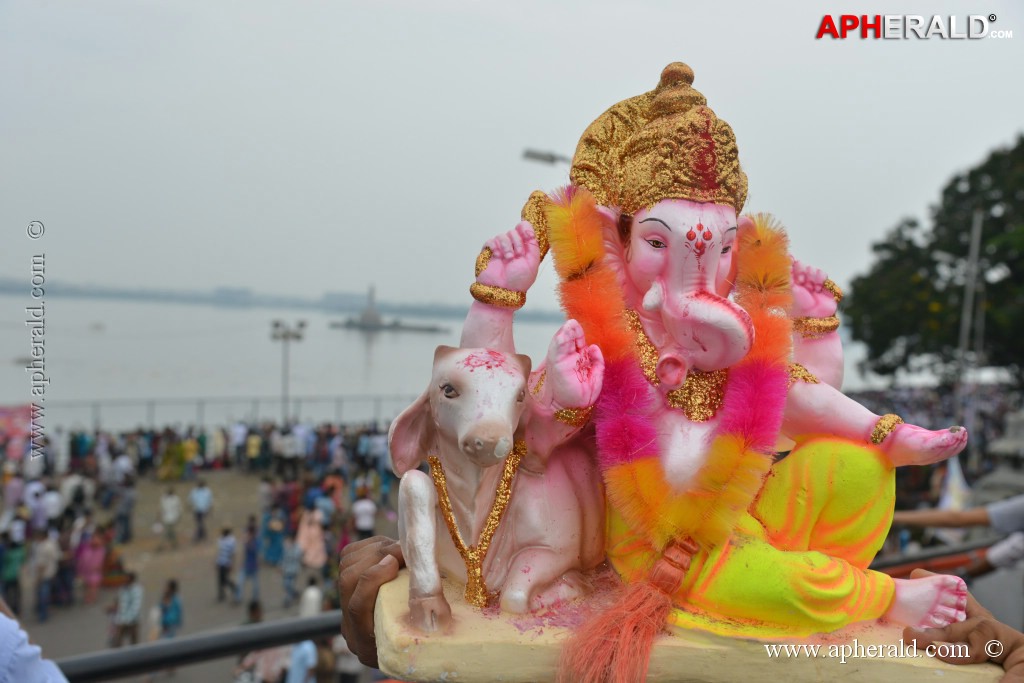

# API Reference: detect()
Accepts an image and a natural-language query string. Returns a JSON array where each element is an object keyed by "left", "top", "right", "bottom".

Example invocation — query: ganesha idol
[{"left": 384, "top": 62, "right": 973, "bottom": 681}]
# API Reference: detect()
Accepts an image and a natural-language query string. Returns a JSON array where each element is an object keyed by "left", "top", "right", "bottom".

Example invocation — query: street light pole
[
  {"left": 271, "top": 320, "right": 306, "bottom": 425},
  {"left": 522, "top": 149, "right": 572, "bottom": 165}
]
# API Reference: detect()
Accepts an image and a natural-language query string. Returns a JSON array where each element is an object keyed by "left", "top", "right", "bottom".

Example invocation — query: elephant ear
[
  {"left": 388, "top": 391, "right": 434, "bottom": 476},
  {"left": 596, "top": 204, "right": 628, "bottom": 285}
]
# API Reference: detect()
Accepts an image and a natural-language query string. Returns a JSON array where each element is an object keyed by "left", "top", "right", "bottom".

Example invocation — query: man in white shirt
[
  {"left": 113, "top": 453, "right": 134, "bottom": 485},
  {"left": 351, "top": 491, "right": 377, "bottom": 542},
  {"left": 158, "top": 487, "right": 182, "bottom": 551},
  {"left": 230, "top": 422, "right": 248, "bottom": 468},
  {"left": 22, "top": 480, "right": 45, "bottom": 532},
  {"left": 189, "top": 480, "right": 213, "bottom": 542},
  {"left": 41, "top": 486, "right": 63, "bottom": 529},
  {"left": 112, "top": 572, "right": 143, "bottom": 647},
  {"left": 894, "top": 493, "right": 1024, "bottom": 577},
  {"left": 298, "top": 577, "right": 322, "bottom": 618}
]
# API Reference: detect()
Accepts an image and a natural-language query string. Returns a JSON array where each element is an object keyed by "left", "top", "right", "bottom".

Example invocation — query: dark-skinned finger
[
  {"left": 908, "top": 568, "right": 991, "bottom": 618},
  {"left": 343, "top": 553, "right": 401, "bottom": 668},
  {"left": 340, "top": 535, "right": 400, "bottom": 563},
  {"left": 340, "top": 540, "right": 403, "bottom": 600},
  {"left": 908, "top": 618, "right": 1004, "bottom": 665},
  {"left": 340, "top": 538, "right": 402, "bottom": 584},
  {"left": 932, "top": 628, "right": 996, "bottom": 665},
  {"left": 907, "top": 618, "right": 984, "bottom": 652}
]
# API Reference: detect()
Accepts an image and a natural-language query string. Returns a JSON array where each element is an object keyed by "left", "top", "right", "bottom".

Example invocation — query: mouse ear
[
  {"left": 388, "top": 391, "right": 433, "bottom": 477},
  {"left": 434, "top": 345, "right": 459, "bottom": 364},
  {"left": 514, "top": 354, "right": 533, "bottom": 378}
]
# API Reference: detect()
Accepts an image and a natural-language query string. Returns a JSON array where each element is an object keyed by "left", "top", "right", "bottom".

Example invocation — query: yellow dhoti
[{"left": 606, "top": 438, "right": 896, "bottom": 637}]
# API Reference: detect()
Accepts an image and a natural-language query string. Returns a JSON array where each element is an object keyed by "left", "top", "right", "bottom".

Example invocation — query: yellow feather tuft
[
  {"left": 546, "top": 188, "right": 606, "bottom": 281},
  {"left": 735, "top": 213, "right": 793, "bottom": 313}
]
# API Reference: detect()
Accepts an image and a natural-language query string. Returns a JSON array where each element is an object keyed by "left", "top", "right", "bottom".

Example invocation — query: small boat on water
[
  {"left": 330, "top": 318, "right": 449, "bottom": 333},
  {"left": 329, "top": 285, "right": 449, "bottom": 334}
]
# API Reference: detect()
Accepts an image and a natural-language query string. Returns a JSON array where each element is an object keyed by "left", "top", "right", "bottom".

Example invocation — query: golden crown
[{"left": 569, "top": 62, "right": 748, "bottom": 215}]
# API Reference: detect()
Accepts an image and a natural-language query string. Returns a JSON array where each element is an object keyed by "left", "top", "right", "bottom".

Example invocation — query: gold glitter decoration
[
  {"left": 792, "top": 315, "right": 840, "bottom": 339},
  {"left": 554, "top": 405, "right": 594, "bottom": 428},
  {"left": 787, "top": 362, "right": 820, "bottom": 388},
  {"left": 469, "top": 282, "right": 526, "bottom": 309},
  {"left": 625, "top": 309, "right": 660, "bottom": 384},
  {"left": 570, "top": 63, "right": 747, "bottom": 215},
  {"left": 822, "top": 278, "right": 843, "bottom": 303},
  {"left": 520, "top": 190, "right": 551, "bottom": 259},
  {"left": 666, "top": 370, "right": 728, "bottom": 423},
  {"left": 474, "top": 247, "right": 492, "bottom": 278},
  {"left": 428, "top": 441, "right": 525, "bottom": 608},
  {"left": 530, "top": 369, "right": 546, "bottom": 397},
  {"left": 625, "top": 309, "right": 727, "bottom": 422},
  {"left": 871, "top": 414, "right": 904, "bottom": 445}
]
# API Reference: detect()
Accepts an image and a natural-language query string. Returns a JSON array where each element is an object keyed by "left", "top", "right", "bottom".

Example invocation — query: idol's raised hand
[{"left": 477, "top": 221, "right": 541, "bottom": 293}]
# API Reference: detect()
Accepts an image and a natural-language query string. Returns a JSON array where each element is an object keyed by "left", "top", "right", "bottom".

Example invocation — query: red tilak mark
[
  {"left": 686, "top": 229, "right": 697, "bottom": 241},
  {"left": 702, "top": 229, "right": 713, "bottom": 241},
  {"left": 575, "top": 351, "right": 593, "bottom": 383},
  {"left": 460, "top": 349, "right": 515, "bottom": 374}
]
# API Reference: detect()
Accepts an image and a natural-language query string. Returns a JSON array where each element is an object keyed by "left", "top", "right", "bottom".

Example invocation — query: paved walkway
[{"left": 26, "top": 469, "right": 390, "bottom": 682}]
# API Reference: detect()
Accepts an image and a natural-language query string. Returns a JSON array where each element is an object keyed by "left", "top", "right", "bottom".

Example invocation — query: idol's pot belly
[{"left": 657, "top": 400, "right": 718, "bottom": 491}]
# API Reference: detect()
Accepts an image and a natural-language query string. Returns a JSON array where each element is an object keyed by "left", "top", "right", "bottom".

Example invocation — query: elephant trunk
[{"left": 644, "top": 282, "right": 753, "bottom": 390}]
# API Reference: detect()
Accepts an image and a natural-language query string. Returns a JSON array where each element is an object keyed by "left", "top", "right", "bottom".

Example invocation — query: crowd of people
[
  {"left": 0, "top": 417, "right": 396, "bottom": 682},
  {"left": 0, "top": 387, "right": 1021, "bottom": 681},
  {"left": 848, "top": 384, "right": 1022, "bottom": 511}
]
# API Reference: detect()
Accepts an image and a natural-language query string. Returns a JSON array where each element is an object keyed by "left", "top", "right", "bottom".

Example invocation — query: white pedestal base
[{"left": 375, "top": 569, "right": 1001, "bottom": 682}]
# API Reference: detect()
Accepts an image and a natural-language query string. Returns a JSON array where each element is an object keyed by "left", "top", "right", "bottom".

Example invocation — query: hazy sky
[{"left": 2, "top": 0, "right": 1021, "bottom": 314}]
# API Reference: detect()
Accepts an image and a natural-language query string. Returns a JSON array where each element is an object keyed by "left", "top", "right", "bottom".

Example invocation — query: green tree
[{"left": 846, "top": 135, "right": 1024, "bottom": 385}]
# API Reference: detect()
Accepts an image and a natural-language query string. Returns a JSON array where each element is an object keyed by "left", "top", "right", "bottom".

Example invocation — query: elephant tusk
[{"left": 642, "top": 282, "right": 664, "bottom": 312}]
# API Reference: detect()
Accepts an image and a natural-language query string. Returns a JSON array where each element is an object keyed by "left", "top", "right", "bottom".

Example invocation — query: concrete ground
[
  {"left": 27, "top": 469, "right": 1022, "bottom": 682},
  {"left": 27, "top": 469, "right": 396, "bottom": 682}
]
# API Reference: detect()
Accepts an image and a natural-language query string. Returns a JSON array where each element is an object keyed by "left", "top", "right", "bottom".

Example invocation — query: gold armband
[
  {"left": 474, "top": 247, "right": 493, "bottom": 277},
  {"left": 521, "top": 190, "right": 551, "bottom": 259},
  {"left": 554, "top": 405, "right": 594, "bottom": 428},
  {"left": 787, "top": 362, "right": 820, "bottom": 388},
  {"left": 871, "top": 414, "right": 904, "bottom": 445},
  {"left": 469, "top": 282, "right": 526, "bottom": 310},
  {"left": 822, "top": 278, "right": 843, "bottom": 304},
  {"left": 792, "top": 315, "right": 840, "bottom": 339}
]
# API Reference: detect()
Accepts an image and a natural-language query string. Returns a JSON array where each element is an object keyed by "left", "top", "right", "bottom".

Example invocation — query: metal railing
[
  {"left": 869, "top": 537, "right": 994, "bottom": 571},
  {"left": 42, "top": 394, "right": 418, "bottom": 431},
  {"left": 50, "top": 541, "right": 1000, "bottom": 681},
  {"left": 56, "top": 611, "right": 343, "bottom": 682}
]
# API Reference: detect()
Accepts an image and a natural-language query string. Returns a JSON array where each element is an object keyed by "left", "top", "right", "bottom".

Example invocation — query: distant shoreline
[{"left": 0, "top": 284, "right": 567, "bottom": 323}]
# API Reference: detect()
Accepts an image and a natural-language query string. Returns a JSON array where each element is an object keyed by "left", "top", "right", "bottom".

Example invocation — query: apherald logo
[{"left": 816, "top": 14, "right": 1011, "bottom": 39}]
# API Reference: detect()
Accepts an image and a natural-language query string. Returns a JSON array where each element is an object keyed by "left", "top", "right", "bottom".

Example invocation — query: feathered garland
[{"left": 544, "top": 186, "right": 793, "bottom": 683}]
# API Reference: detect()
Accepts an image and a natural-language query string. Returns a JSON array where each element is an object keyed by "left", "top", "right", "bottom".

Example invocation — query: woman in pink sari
[
  {"left": 77, "top": 534, "right": 106, "bottom": 604},
  {"left": 296, "top": 504, "right": 325, "bottom": 571}
]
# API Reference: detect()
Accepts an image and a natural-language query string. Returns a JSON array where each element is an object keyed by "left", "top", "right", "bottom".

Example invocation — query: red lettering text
[
  {"left": 840, "top": 14, "right": 859, "bottom": 38},
  {"left": 861, "top": 14, "right": 882, "bottom": 38},
  {"left": 816, "top": 15, "right": 840, "bottom": 39}
]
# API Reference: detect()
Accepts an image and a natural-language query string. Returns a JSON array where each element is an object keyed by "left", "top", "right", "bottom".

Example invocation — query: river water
[{"left": 1, "top": 293, "right": 891, "bottom": 431}]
